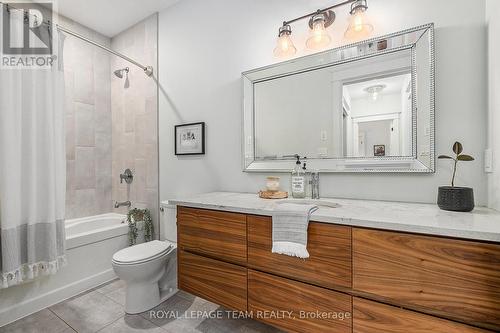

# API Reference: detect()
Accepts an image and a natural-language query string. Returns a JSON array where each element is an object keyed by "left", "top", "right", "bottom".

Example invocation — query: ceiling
[
  {"left": 345, "top": 73, "right": 411, "bottom": 100},
  {"left": 51, "top": 0, "right": 180, "bottom": 37}
]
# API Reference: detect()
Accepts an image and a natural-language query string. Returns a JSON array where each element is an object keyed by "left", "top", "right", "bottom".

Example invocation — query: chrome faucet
[
  {"left": 114, "top": 200, "right": 131, "bottom": 209},
  {"left": 310, "top": 171, "right": 320, "bottom": 199}
]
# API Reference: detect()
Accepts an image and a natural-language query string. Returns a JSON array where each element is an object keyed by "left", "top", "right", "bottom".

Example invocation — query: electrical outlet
[{"left": 485, "top": 149, "right": 493, "bottom": 173}]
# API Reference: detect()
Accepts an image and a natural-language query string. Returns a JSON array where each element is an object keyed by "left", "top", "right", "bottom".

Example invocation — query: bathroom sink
[{"left": 276, "top": 199, "right": 340, "bottom": 209}]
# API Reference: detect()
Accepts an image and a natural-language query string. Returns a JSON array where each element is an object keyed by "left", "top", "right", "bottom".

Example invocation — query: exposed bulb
[
  {"left": 306, "top": 15, "right": 332, "bottom": 50},
  {"left": 345, "top": 6, "right": 373, "bottom": 40},
  {"left": 273, "top": 25, "right": 297, "bottom": 59}
]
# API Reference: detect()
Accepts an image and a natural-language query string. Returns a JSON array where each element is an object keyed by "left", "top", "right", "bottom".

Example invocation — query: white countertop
[{"left": 167, "top": 192, "right": 500, "bottom": 243}]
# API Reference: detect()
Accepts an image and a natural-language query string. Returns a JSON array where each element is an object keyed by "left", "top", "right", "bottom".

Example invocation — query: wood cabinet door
[
  {"left": 178, "top": 250, "right": 247, "bottom": 312},
  {"left": 177, "top": 207, "right": 247, "bottom": 266},
  {"left": 247, "top": 215, "right": 352, "bottom": 289},
  {"left": 353, "top": 228, "right": 500, "bottom": 331},
  {"left": 248, "top": 270, "right": 352, "bottom": 333},
  {"left": 353, "top": 298, "right": 491, "bottom": 333}
]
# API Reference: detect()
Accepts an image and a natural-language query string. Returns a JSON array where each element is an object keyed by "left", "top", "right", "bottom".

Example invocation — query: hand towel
[{"left": 272, "top": 203, "right": 318, "bottom": 259}]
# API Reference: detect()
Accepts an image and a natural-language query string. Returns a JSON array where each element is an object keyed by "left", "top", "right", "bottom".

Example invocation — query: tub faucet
[
  {"left": 310, "top": 171, "right": 320, "bottom": 200},
  {"left": 114, "top": 200, "right": 131, "bottom": 209}
]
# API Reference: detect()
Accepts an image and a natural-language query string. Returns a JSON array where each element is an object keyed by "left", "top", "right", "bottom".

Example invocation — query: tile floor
[{"left": 0, "top": 279, "right": 282, "bottom": 333}]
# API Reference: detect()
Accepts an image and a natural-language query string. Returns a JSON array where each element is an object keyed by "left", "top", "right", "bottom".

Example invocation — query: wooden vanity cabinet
[
  {"left": 247, "top": 215, "right": 352, "bottom": 290},
  {"left": 353, "top": 298, "right": 489, "bottom": 333},
  {"left": 178, "top": 250, "right": 247, "bottom": 311},
  {"left": 177, "top": 207, "right": 500, "bottom": 332},
  {"left": 177, "top": 207, "right": 247, "bottom": 266},
  {"left": 248, "top": 270, "right": 352, "bottom": 333},
  {"left": 353, "top": 228, "right": 500, "bottom": 331}
]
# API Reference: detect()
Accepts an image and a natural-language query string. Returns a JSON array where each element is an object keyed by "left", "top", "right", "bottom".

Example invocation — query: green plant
[
  {"left": 126, "top": 208, "right": 154, "bottom": 246},
  {"left": 127, "top": 209, "right": 139, "bottom": 246},
  {"left": 438, "top": 141, "right": 474, "bottom": 187}
]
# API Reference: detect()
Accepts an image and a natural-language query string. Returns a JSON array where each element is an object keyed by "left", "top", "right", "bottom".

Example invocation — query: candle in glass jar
[{"left": 266, "top": 176, "right": 280, "bottom": 192}]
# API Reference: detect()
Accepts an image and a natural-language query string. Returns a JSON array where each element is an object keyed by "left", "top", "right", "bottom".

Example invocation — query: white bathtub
[
  {"left": 0, "top": 213, "right": 143, "bottom": 327},
  {"left": 66, "top": 213, "right": 128, "bottom": 249}
]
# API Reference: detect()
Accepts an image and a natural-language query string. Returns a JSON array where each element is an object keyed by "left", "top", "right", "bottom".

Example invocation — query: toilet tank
[{"left": 160, "top": 202, "right": 177, "bottom": 243}]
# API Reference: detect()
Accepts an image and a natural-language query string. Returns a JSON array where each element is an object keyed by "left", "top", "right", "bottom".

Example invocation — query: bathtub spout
[{"left": 115, "top": 201, "right": 131, "bottom": 209}]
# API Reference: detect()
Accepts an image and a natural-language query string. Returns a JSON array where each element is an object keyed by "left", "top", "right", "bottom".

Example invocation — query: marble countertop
[{"left": 167, "top": 192, "right": 500, "bottom": 242}]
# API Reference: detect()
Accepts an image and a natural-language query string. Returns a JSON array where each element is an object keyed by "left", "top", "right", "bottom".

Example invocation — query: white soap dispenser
[{"left": 291, "top": 156, "right": 306, "bottom": 198}]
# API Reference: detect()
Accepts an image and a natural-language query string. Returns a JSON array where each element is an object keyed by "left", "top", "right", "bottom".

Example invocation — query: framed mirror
[{"left": 242, "top": 24, "right": 435, "bottom": 173}]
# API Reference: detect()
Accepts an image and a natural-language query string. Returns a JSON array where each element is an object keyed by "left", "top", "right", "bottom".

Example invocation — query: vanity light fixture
[
  {"left": 273, "top": 0, "right": 373, "bottom": 59},
  {"left": 345, "top": 0, "right": 374, "bottom": 40},
  {"left": 274, "top": 24, "right": 297, "bottom": 58},
  {"left": 306, "top": 11, "right": 334, "bottom": 50},
  {"left": 364, "top": 84, "right": 386, "bottom": 101}
]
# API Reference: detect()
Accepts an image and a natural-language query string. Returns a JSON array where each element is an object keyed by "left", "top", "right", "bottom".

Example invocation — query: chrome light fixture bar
[{"left": 274, "top": 0, "right": 373, "bottom": 59}]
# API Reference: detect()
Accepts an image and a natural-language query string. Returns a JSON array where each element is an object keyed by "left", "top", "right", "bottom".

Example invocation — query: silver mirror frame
[{"left": 242, "top": 24, "right": 435, "bottom": 173}]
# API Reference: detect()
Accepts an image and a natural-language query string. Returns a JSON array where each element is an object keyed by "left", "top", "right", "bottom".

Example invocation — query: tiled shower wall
[
  {"left": 62, "top": 17, "right": 113, "bottom": 219},
  {"left": 111, "top": 14, "right": 159, "bottom": 234}
]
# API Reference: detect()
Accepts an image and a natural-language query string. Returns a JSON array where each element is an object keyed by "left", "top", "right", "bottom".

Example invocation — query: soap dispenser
[
  {"left": 291, "top": 156, "right": 306, "bottom": 198},
  {"left": 302, "top": 161, "right": 310, "bottom": 198}
]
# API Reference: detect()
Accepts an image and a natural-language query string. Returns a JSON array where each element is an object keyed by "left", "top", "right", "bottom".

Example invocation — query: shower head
[{"left": 114, "top": 67, "right": 129, "bottom": 79}]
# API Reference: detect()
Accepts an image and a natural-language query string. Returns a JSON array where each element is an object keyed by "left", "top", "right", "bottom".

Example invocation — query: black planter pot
[{"left": 437, "top": 186, "right": 474, "bottom": 212}]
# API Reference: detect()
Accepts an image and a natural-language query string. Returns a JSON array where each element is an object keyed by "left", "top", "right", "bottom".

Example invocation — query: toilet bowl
[{"left": 112, "top": 240, "right": 177, "bottom": 314}]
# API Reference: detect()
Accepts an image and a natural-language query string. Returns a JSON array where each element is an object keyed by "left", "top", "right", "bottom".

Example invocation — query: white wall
[
  {"left": 487, "top": 0, "right": 500, "bottom": 210},
  {"left": 254, "top": 69, "right": 335, "bottom": 159},
  {"left": 358, "top": 120, "right": 392, "bottom": 157},
  {"left": 159, "top": 0, "right": 488, "bottom": 204},
  {"left": 350, "top": 93, "right": 402, "bottom": 118}
]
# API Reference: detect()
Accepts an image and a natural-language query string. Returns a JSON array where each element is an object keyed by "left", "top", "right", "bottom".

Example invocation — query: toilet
[{"left": 112, "top": 203, "right": 178, "bottom": 314}]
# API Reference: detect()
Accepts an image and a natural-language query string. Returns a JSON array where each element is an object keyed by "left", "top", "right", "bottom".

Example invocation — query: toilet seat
[{"left": 112, "top": 240, "right": 176, "bottom": 266}]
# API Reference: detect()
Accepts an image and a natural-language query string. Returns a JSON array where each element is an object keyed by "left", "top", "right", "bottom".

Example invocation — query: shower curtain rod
[
  {"left": 0, "top": 2, "right": 153, "bottom": 76},
  {"left": 56, "top": 25, "right": 154, "bottom": 76}
]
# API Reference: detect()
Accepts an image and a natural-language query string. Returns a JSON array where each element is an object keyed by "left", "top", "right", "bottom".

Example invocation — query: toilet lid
[{"left": 112, "top": 240, "right": 173, "bottom": 264}]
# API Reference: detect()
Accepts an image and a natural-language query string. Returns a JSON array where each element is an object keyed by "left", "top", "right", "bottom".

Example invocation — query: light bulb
[
  {"left": 345, "top": 1, "right": 373, "bottom": 40},
  {"left": 273, "top": 25, "right": 297, "bottom": 59},
  {"left": 306, "top": 15, "right": 332, "bottom": 50}
]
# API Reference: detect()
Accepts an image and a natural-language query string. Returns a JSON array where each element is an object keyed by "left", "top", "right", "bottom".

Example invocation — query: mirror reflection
[
  {"left": 253, "top": 51, "right": 413, "bottom": 161},
  {"left": 343, "top": 72, "right": 412, "bottom": 158}
]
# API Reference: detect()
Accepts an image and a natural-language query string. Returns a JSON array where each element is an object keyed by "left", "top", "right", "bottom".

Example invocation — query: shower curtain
[{"left": 0, "top": 26, "right": 67, "bottom": 288}]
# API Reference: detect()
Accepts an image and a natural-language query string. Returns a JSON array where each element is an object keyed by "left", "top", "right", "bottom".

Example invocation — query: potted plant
[{"left": 437, "top": 142, "right": 475, "bottom": 212}]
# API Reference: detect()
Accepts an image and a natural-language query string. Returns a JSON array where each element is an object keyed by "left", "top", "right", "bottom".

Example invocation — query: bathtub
[
  {"left": 0, "top": 213, "right": 144, "bottom": 327},
  {"left": 66, "top": 213, "right": 128, "bottom": 249}
]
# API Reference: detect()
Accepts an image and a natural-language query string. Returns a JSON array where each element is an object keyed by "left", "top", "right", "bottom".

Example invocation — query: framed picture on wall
[
  {"left": 175, "top": 122, "right": 205, "bottom": 155},
  {"left": 374, "top": 145, "right": 386, "bottom": 157}
]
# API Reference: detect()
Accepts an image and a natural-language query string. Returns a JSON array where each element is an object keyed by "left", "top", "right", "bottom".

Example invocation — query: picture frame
[
  {"left": 175, "top": 122, "right": 205, "bottom": 155},
  {"left": 374, "top": 145, "right": 386, "bottom": 157}
]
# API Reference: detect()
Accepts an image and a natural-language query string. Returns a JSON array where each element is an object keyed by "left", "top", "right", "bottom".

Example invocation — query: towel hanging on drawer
[{"left": 272, "top": 203, "right": 318, "bottom": 259}]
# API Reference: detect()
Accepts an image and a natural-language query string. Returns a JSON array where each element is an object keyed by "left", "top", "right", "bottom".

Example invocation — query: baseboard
[{"left": 0, "top": 269, "right": 117, "bottom": 327}]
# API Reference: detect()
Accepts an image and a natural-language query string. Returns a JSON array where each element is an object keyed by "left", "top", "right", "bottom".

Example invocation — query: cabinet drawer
[
  {"left": 353, "top": 298, "right": 490, "bottom": 333},
  {"left": 353, "top": 228, "right": 500, "bottom": 330},
  {"left": 178, "top": 250, "right": 247, "bottom": 311},
  {"left": 177, "top": 207, "right": 247, "bottom": 265},
  {"left": 248, "top": 270, "right": 352, "bottom": 333},
  {"left": 248, "top": 215, "right": 351, "bottom": 289}
]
